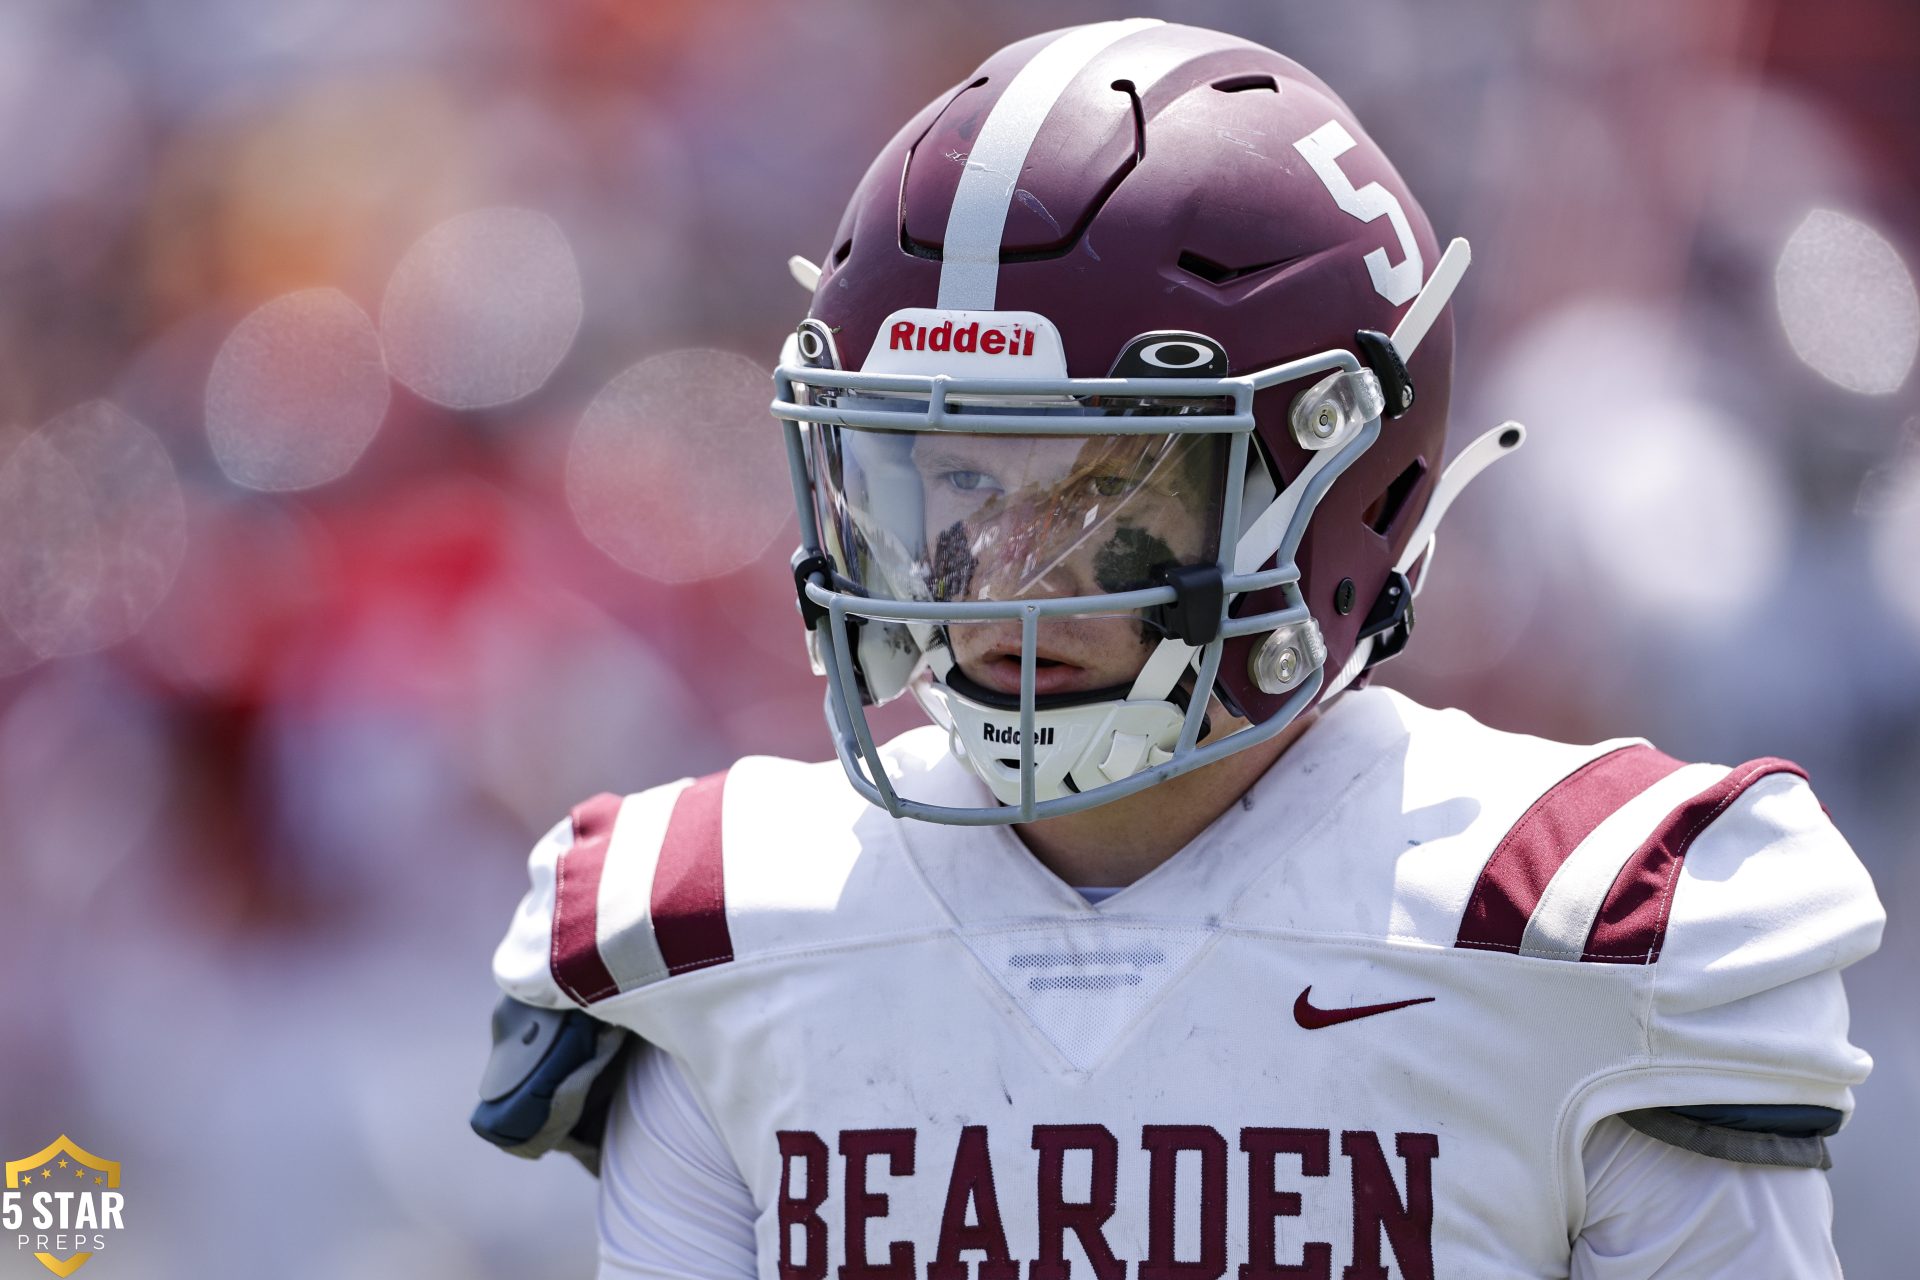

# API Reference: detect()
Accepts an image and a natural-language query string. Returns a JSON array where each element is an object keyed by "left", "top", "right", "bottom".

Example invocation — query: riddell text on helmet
[
  {"left": 777, "top": 1123, "right": 1438, "bottom": 1279},
  {"left": 889, "top": 317, "right": 1038, "bottom": 357},
  {"left": 981, "top": 723, "right": 1055, "bottom": 746}
]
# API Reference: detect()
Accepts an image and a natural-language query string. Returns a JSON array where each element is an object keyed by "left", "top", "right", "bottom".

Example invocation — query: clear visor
[{"left": 808, "top": 398, "right": 1230, "bottom": 609}]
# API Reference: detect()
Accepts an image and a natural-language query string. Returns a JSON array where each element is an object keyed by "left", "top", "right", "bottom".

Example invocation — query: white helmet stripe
[{"left": 937, "top": 18, "right": 1162, "bottom": 310}]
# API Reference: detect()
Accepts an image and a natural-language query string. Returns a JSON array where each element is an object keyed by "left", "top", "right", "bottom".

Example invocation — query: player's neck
[{"left": 1009, "top": 707, "right": 1321, "bottom": 890}]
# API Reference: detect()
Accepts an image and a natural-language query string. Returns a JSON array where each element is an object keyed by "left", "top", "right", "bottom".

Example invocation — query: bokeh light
[
  {"left": 41, "top": 401, "right": 186, "bottom": 653},
  {"left": 0, "top": 427, "right": 41, "bottom": 677},
  {"left": 1775, "top": 209, "right": 1919, "bottom": 395},
  {"left": 1486, "top": 302, "right": 1791, "bottom": 638},
  {"left": 380, "top": 207, "right": 583, "bottom": 410},
  {"left": 566, "top": 349, "right": 790, "bottom": 582},
  {"left": 205, "top": 287, "right": 391, "bottom": 490},
  {"left": 0, "top": 402, "right": 186, "bottom": 658},
  {"left": 0, "top": 432, "right": 96, "bottom": 657},
  {"left": 1571, "top": 397, "right": 1790, "bottom": 625}
]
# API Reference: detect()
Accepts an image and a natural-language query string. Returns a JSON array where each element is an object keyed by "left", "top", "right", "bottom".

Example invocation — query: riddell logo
[
  {"left": 889, "top": 317, "right": 1037, "bottom": 358},
  {"left": 982, "top": 723, "right": 1053, "bottom": 746},
  {"left": 863, "top": 308, "right": 1065, "bottom": 378}
]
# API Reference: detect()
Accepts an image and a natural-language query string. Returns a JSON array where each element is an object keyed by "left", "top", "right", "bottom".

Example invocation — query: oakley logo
[
  {"left": 1136, "top": 340, "right": 1214, "bottom": 370},
  {"left": 982, "top": 723, "right": 1054, "bottom": 746},
  {"left": 889, "top": 318, "right": 1037, "bottom": 358},
  {"left": 1109, "top": 330, "right": 1228, "bottom": 379},
  {"left": 1292, "top": 985, "right": 1434, "bottom": 1030}
]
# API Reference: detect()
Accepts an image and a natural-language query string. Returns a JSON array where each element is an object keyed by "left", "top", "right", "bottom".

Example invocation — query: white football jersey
[{"left": 494, "top": 686, "right": 1883, "bottom": 1279}]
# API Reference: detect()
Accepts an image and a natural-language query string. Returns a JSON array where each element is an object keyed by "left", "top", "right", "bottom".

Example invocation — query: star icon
[
  {"left": 40, "top": 1168, "right": 50, "bottom": 1178},
  {"left": 73, "top": 1169, "right": 84, "bottom": 1178},
  {"left": 18, "top": 1173, "right": 30, "bottom": 1184},
  {"left": 57, "top": 1160, "right": 68, "bottom": 1169},
  {"left": 94, "top": 1176, "right": 103, "bottom": 1185}
]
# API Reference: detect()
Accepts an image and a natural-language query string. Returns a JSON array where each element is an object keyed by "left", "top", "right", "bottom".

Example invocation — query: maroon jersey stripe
[
  {"left": 550, "top": 792, "right": 624, "bottom": 1005},
  {"left": 1455, "top": 745, "right": 1686, "bottom": 954},
  {"left": 1582, "top": 758, "right": 1807, "bottom": 965},
  {"left": 651, "top": 769, "right": 735, "bottom": 976}
]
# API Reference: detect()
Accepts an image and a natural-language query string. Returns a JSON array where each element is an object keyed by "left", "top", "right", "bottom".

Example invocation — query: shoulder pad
[
  {"left": 1511, "top": 756, "right": 1882, "bottom": 1138},
  {"left": 494, "top": 747, "right": 950, "bottom": 1020}
]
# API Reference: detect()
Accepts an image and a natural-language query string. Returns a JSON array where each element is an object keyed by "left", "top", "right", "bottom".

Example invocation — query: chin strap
[
  {"left": 1389, "top": 236, "right": 1471, "bottom": 360},
  {"left": 1320, "top": 419, "right": 1529, "bottom": 700},
  {"left": 1399, "top": 421, "right": 1527, "bottom": 594}
]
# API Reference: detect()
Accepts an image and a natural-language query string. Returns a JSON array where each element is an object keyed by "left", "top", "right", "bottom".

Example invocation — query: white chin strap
[
  {"left": 1320, "top": 418, "right": 1528, "bottom": 701},
  {"left": 910, "top": 640, "right": 1203, "bottom": 807}
]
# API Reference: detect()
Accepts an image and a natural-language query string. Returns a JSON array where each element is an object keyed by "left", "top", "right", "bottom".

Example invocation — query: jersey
[
  {"left": 595, "top": 1040, "right": 1847, "bottom": 1279},
  {"left": 492, "top": 685, "right": 1884, "bottom": 1279}
]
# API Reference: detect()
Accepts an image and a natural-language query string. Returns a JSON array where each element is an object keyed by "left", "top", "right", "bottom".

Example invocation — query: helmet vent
[
  {"left": 1363, "top": 458, "right": 1428, "bottom": 536},
  {"left": 831, "top": 238, "right": 852, "bottom": 268},
  {"left": 1212, "top": 73, "right": 1279, "bottom": 93},
  {"left": 1176, "top": 250, "right": 1293, "bottom": 286},
  {"left": 1111, "top": 79, "right": 1146, "bottom": 164}
]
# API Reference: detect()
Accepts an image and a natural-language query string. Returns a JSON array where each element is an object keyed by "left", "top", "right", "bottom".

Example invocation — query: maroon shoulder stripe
[
  {"left": 1456, "top": 745, "right": 1685, "bottom": 954},
  {"left": 1582, "top": 757, "right": 1807, "bottom": 965},
  {"left": 651, "top": 769, "right": 735, "bottom": 976},
  {"left": 550, "top": 792, "right": 624, "bottom": 1005}
]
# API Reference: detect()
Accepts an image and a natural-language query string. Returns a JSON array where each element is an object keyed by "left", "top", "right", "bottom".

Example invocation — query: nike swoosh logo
[{"left": 1292, "top": 985, "right": 1435, "bottom": 1030}]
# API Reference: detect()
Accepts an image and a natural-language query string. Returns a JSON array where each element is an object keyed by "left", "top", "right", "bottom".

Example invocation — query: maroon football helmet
[{"left": 774, "top": 19, "right": 1519, "bottom": 823}]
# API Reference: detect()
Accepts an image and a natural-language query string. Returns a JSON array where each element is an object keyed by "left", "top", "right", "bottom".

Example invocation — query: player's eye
[
  {"left": 1087, "top": 473, "right": 1140, "bottom": 498},
  {"left": 942, "top": 469, "right": 1000, "bottom": 494}
]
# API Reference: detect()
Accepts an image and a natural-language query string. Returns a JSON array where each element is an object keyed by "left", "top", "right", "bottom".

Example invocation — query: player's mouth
[{"left": 977, "top": 646, "right": 1092, "bottom": 695}]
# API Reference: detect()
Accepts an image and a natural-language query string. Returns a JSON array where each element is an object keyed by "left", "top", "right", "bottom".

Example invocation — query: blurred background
[{"left": 0, "top": 0, "right": 1912, "bottom": 1274}]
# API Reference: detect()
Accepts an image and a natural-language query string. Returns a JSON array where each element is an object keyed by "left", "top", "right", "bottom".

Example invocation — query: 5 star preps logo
[{"left": 3, "top": 1138, "right": 124, "bottom": 1276}]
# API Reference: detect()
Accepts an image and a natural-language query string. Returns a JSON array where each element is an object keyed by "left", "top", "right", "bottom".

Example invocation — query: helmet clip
[
  {"left": 1354, "top": 329, "right": 1415, "bottom": 418},
  {"left": 1356, "top": 569, "right": 1416, "bottom": 669},
  {"left": 791, "top": 548, "right": 831, "bottom": 631},
  {"left": 1147, "top": 561, "right": 1225, "bottom": 646}
]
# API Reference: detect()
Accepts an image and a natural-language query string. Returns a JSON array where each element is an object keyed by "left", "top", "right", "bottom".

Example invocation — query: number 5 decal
[{"left": 1293, "top": 120, "right": 1423, "bottom": 306}]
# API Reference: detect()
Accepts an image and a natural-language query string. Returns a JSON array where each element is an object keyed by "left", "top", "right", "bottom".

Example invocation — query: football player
[{"left": 476, "top": 20, "right": 1884, "bottom": 1278}]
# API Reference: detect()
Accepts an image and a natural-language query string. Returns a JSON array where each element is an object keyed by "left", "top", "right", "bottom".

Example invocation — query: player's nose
[{"left": 970, "top": 504, "right": 1100, "bottom": 601}]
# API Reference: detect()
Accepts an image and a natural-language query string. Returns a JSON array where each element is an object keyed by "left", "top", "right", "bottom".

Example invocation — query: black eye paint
[
  {"left": 1094, "top": 525, "right": 1175, "bottom": 593},
  {"left": 931, "top": 520, "right": 976, "bottom": 601}
]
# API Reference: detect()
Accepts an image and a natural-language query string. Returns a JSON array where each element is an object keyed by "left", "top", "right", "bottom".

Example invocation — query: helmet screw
[
  {"left": 1334, "top": 578, "right": 1355, "bottom": 615},
  {"left": 1250, "top": 621, "right": 1326, "bottom": 694},
  {"left": 1314, "top": 405, "right": 1338, "bottom": 437},
  {"left": 1276, "top": 646, "right": 1300, "bottom": 681}
]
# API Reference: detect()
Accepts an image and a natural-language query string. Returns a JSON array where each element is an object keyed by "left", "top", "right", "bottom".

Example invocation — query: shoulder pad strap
[{"left": 1618, "top": 1104, "right": 1840, "bottom": 1170}]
